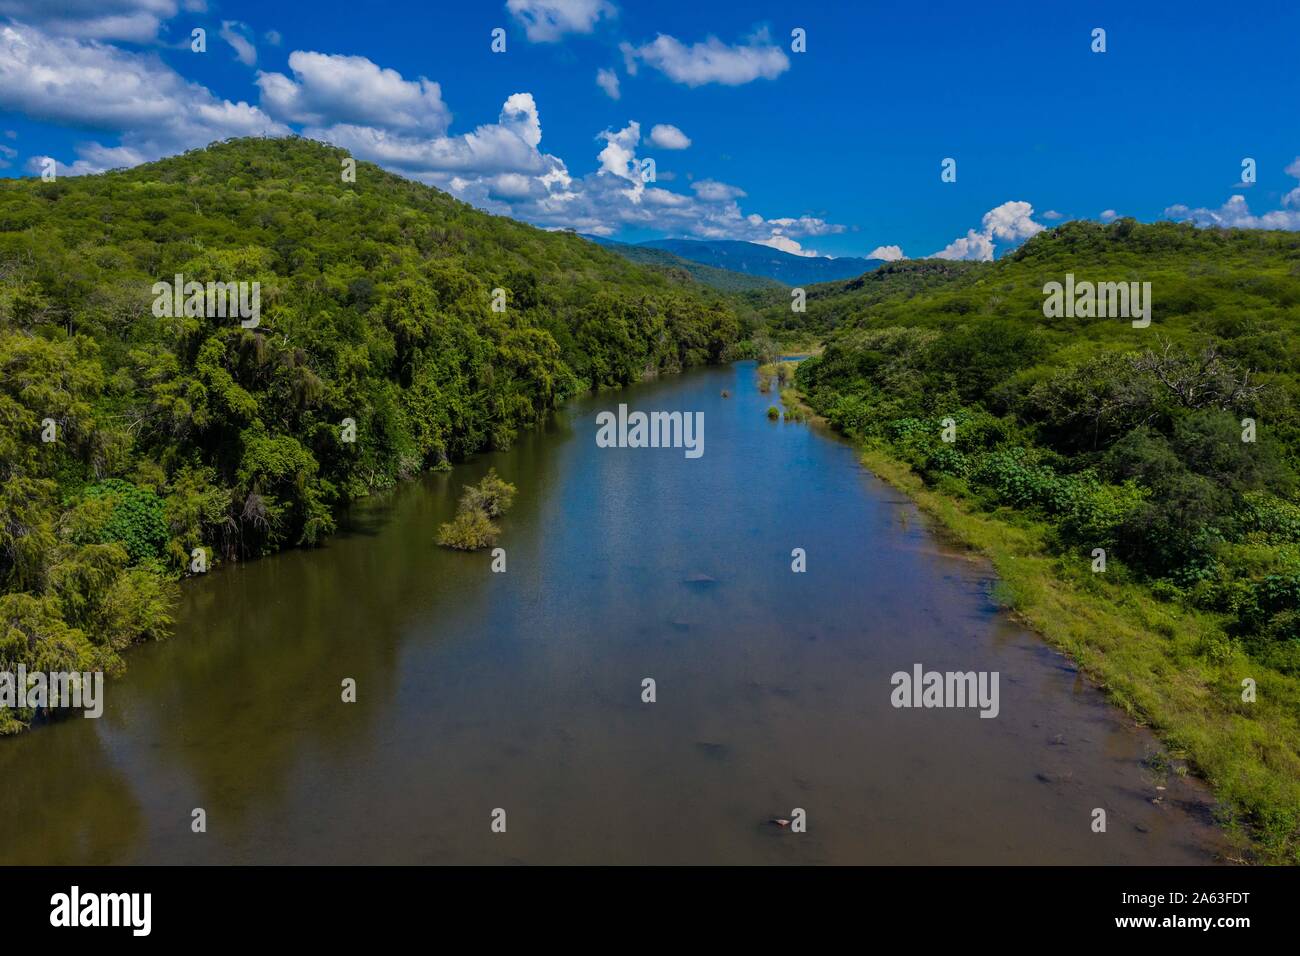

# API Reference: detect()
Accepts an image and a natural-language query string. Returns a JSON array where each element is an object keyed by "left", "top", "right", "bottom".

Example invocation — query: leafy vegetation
[
  {"left": 760, "top": 259, "right": 988, "bottom": 338},
  {"left": 0, "top": 136, "right": 744, "bottom": 731},
  {"left": 771, "top": 219, "right": 1300, "bottom": 859},
  {"left": 437, "top": 468, "right": 517, "bottom": 551}
]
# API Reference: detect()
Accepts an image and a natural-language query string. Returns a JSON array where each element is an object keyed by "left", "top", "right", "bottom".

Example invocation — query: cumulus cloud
[
  {"left": 1041, "top": 209, "right": 1063, "bottom": 220},
  {"left": 307, "top": 93, "right": 547, "bottom": 179},
  {"left": 767, "top": 216, "right": 842, "bottom": 237},
  {"left": 1165, "top": 158, "right": 1300, "bottom": 231},
  {"left": 264, "top": 29, "right": 281, "bottom": 46},
  {"left": 219, "top": 20, "right": 256, "bottom": 66},
  {"left": 0, "top": 23, "right": 286, "bottom": 172},
  {"left": 755, "top": 235, "right": 817, "bottom": 256},
  {"left": 648, "top": 123, "right": 690, "bottom": 149},
  {"left": 595, "top": 67, "right": 619, "bottom": 100},
  {"left": 433, "top": 115, "right": 842, "bottom": 248},
  {"left": 619, "top": 29, "right": 789, "bottom": 86},
  {"left": 596, "top": 120, "right": 640, "bottom": 180},
  {"left": 506, "top": 0, "right": 615, "bottom": 43},
  {"left": 868, "top": 245, "right": 904, "bottom": 261},
  {"left": 932, "top": 231, "right": 994, "bottom": 262},
  {"left": 691, "top": 178, "right": 745, "bottom": 201},
  {"left": 0, "top": 0, "right": 180, "bottom": 43},
  {"left": 1099, "top": 208, "right": 1118, "bottom": 222},
  {"left": 257, "top": 51, "right": 451, "bottom": 134},
  {"left": 1164, "top": 195, "right": 1300, "bottom": 230},
  {"left": 932, "top": 200, "right": 1044, "bottom": 261}
]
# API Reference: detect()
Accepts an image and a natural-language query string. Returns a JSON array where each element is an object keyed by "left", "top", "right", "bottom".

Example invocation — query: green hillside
[
  {"left": 0, "top": 136, "right": 745, "bottom": 732},
  {"left": 783, "top": 218, "right": 1300, "bottom": 859},
  {"left": 758, "top": 258, "right": 989, "bottom": 337}
]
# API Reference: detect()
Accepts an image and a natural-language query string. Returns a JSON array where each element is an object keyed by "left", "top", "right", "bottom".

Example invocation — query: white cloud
[
  {"left": 1164, "top": 160, "right": 1300, "bottom": 231},
  {"left": 691, "top": 178, "right": 745, "bottom": 201},
  {"left": 256, "top": 51, "right": 451, "bottom": 134},
  {"left": 1164, "top": 194, "right": 1300, "bottom": 230},
  {"left": 932, "top": 230, "right": 995, "bottom": 261},
  {"left": 1099, "top": 208, "right": 1118, "bottom": 222},
  {"left": 499, "top": 92, "right": 541, "bottom": 148},
  {"left": 219, "top": 20, "right": 256, "bottom": 66},
  {"left": 766, "top": 216, "right": 842, "bottom": 237},
  {"left": 648, "top": 123, "right": 689, "bottom": 149},
  {"left": 1041, "top": 209, "right": 1063, "bottom": 220},
  {"left": 596, "top": 120, "right": 640, "bottom": 180},
  {"left": 506, "top": 0, "right": 615, "bottom": 43},
  {"left": 619, "top": 30, "right": 789, "bottom": 87},
  {"left": 0, "top": 0, "right": 180, "bottom": 43},
  {"left": 301, "top": 92, "right": 549, "bottom": 193},
  {"left": 981, "top": 200, "right": 1044, "bottom": 242},
  {"left": 0, "top": 142, "right": 15, "bottom": 168},
  {"left": 754, "top": 235, "right": 818, "bottom": 257},
  {"left": 264, "top": 29, "right": 281, "bottom": 46},
  {"left": 0, "top": 23, "right": 286, "bottom": 172},
  {"left": 595, "top": 67, "right": 619, "bottom": 100},
  {"left": 932, "top": 200, "right": 1044, "bottom": 261},
  {"left": 868, "top": 245, "right": 904, "bottom": 261},
  {"left": 418, "top": 115, "right": 842, "bottom": 250}
]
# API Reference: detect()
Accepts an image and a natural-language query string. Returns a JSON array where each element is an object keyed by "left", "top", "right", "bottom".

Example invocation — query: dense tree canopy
[
  {"left": 783, "top": 220, "right": 1300, "bottom": 669},
  {"left": 0, "top": 136, "right": 745, "bottom": 731}
]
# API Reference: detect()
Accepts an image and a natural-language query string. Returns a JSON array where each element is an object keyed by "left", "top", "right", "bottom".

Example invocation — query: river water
[{"left": 0, "top": 361, "right": 1229, "bottom": 864}]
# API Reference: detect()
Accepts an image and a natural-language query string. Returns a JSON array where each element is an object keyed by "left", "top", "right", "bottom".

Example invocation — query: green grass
[{"left": 857, "top": 440, "right": 1300, "bottom": 864}]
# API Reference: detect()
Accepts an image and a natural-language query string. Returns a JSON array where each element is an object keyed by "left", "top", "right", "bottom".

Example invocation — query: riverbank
[{"left": 845, "top": 438, "right": 1300, "bottom": 864}]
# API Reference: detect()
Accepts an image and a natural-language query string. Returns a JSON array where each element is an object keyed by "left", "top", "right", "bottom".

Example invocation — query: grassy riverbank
[
  {"left": 853, "top": 438, "right": 1300, "bottom": 863},
  {"left": 766, "top": 221, "right": 1300, "bottom": 863}
]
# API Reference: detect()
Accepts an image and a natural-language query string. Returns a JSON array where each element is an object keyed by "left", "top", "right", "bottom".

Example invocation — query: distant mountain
[
  {"left": 580, "top": 235, "right": 783, "bottom": 293},
  {"left": 640, "top": 239, "right": 883, "bottom": 286}
]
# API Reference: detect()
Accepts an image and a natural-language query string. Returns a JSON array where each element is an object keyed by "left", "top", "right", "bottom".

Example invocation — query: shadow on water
[{"left": 0, "top": 362, "right": 1232, "bottom": 864}]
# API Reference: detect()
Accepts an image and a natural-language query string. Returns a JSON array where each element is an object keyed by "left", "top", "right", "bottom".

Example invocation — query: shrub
[
  {"left": 972, "top": 448, "right": 1059, "bottom": 509},
  {"left": 81, "top": 479, "right": 169, "bottom": 565},
  {"left": 436, "top": 508, "right": 499, "bottom": 551},
  {"left": 437, "top": 470, "right": 516, "bottom": 550},
  {"left": 1240, "top": 493, "right": 1300, "bottom": 544},
  {"left": 924, "top": 446, "right": 971, "bottom": 478},
  {"left": 459, "top": 468, "right": 516, "bottom": 518},
  {"left": 1055, "top": 479, "right": 1146, "bottom": 551}
]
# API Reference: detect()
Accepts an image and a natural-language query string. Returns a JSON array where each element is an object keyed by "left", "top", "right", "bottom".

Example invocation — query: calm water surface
[{"left": 0, "top": 362, "right": 1229, "bottom": 864}]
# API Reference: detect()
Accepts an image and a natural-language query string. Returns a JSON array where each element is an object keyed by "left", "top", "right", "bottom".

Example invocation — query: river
[{"left": 0, "top": 361, "right": 1229, "bottom": 864}]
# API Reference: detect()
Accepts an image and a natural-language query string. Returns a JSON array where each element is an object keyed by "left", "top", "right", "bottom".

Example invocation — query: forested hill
[
  {"left": 758, "top": 258, "right": 989, "bottom": 337},
  {"left": 785, "top": 219, "right": 1300, "bottom": 856},
  {"left": 794, "top": 219, "right": 1300, "bottom": 646},
  {"left": 0, "top": 136, "right": 744, "bottom": 731}
]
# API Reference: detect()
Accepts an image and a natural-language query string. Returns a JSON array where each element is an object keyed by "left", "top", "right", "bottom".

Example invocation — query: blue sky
[{"left": 2, "top": 0, "right": 1299, "bottom": 260}]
